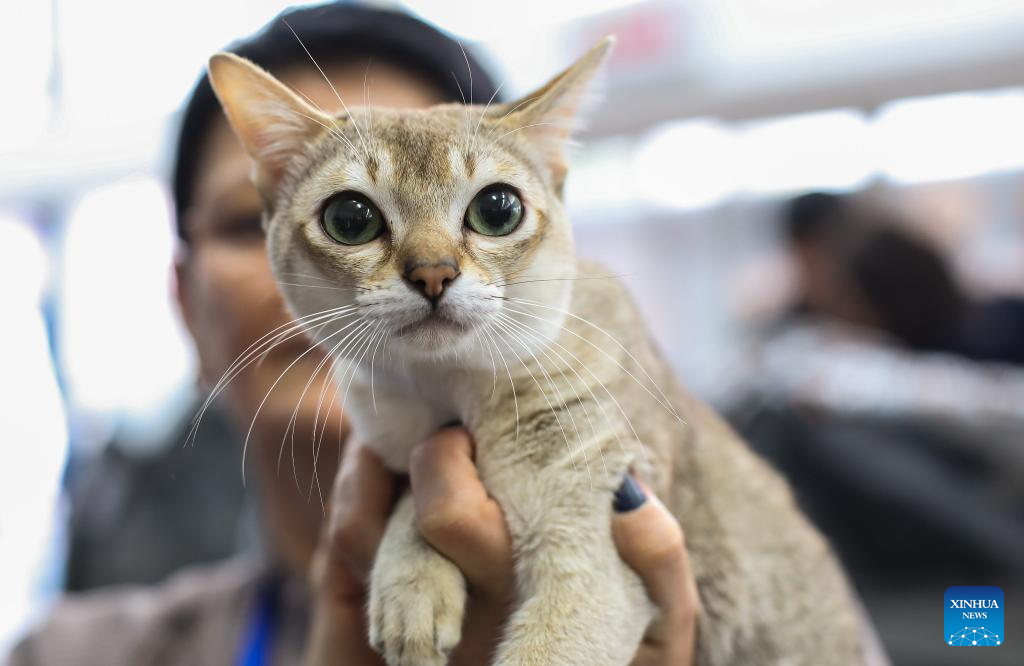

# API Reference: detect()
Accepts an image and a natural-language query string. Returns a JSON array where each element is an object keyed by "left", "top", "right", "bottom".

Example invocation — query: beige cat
[{"left": 207, "top": 38, "right": 865, "bottom": 665}]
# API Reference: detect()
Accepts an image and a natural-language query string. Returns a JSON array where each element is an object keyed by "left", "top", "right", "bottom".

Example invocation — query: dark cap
[{"left": 171, "top": 2, "right": 501, "bottom": 243}]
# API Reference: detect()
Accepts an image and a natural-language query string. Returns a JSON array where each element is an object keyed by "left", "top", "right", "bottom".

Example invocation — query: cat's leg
[
  {"left": 489, "top": 476, "right": 656, "bottom": 666},
  {"left": 368, "top": 491, "right": 467, "bottom": 666},
  {"left": 347, "top": 371, "right": 467, "bottom": 664}
]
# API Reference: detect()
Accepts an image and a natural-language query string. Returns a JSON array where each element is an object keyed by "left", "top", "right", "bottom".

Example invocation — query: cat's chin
[
  {"left": 390, "top": 314, "right": 475, "bottom": 357},
  {"left": 394, "top": 314, "right": 467, "bottom": 339}
]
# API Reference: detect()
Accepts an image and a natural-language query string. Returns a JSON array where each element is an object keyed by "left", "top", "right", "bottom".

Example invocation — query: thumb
[{"left": 611, "top": 476, "right": 699, "bottom": 665}]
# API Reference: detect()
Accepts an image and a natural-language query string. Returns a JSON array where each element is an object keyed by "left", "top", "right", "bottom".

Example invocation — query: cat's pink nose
[{"left": 404, "top": 259, "right": 460, "bottom": 304}]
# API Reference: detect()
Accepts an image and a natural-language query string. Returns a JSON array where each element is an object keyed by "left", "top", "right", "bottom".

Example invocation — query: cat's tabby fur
[{"left": 208, "top": 38, "right": 865, "bottom": 665}]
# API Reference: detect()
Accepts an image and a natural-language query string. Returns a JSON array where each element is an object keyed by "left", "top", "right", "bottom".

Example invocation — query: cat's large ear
[
  {"left": 207, "top": 53, "right": 331, "bottom": 196},
  {"left": 490, "top": 36, "right": 614, "bottom": 187}
]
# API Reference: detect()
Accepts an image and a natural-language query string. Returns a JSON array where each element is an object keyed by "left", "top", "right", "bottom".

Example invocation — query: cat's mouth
[{"left": 394, "top": 313, "right": 469, "bottom": 339}]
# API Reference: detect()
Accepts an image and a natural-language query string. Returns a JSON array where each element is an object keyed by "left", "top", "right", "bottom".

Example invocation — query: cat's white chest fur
[{"left": 344, "top": 361, "right": 465, "bottom": 471}]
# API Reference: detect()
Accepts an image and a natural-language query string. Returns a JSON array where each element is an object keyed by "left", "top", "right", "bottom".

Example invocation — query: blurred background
[{"left": 2, "top": 0, "right": 1023, "bottom": 663}]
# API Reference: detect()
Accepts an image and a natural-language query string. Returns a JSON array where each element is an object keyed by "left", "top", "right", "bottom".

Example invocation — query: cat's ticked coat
[{"left": 208, "top": 38, "right": 866, "bottom": 665}]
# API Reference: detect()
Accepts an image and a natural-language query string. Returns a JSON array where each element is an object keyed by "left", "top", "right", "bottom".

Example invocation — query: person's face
[
  {"left": 793, "top": 237, "right": 878, "bottom": 328},
  {"left": 176, "top": 62, "right": 441, "bottom": 433}
]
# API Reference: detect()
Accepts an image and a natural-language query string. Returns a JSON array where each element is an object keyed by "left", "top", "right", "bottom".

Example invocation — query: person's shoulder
[{"left": 6, "top": 557, "right": 265, "bottom": 666}]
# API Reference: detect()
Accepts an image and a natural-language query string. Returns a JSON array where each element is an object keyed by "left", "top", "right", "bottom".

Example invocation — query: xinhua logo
[{"left": 945, "top": 586, "right": 1003, "bottom": 647}]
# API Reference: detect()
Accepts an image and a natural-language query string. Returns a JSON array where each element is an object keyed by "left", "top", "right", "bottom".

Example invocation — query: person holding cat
[{"left": 5, "top": 4, "right": 697, "bottom": 665}]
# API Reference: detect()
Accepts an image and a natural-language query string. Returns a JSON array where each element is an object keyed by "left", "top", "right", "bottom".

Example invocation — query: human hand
[
  {"left": 612, "top": 476, "right": 700, "bottom": 666},
  {"left": 305, "top": 429, "right": 699, "bottom": 666},
  {"left": 305, "top": 428, "right": 511, "bottom": 665}
]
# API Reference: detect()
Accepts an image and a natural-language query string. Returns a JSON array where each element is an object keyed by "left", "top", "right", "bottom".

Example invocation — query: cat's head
[{"left": 207, "top": 38, "right": 611, "bottom": 364}]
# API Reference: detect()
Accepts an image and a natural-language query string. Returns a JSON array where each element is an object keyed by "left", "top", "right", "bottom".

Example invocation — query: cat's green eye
[
  {"left": 321, "top": 192, "right": 385, "bottom": 245},
  {"left": 465, "top": 185, "right": 523, "bottom": 237}
]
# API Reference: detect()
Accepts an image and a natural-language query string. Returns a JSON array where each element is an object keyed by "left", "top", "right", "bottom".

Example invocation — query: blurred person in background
[
  {"left": 780, "top": 191, "right": 1024, "bottom": 364},
  {"left": 780, "top": 191, "right": 877, "bottom": 329},
  {"left": 6, "top": 4, "right": 698, "bottom": 665},
  {"left": 727, "top": 191, "right": 1024, "bottom": 664},
  {"left": 846, "top": 223, "right": 1024, "bottom": 365}
]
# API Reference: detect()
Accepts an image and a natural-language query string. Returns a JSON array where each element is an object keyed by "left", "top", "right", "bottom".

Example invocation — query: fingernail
[{"left": 613, "top": 474, "right": 646, "bottom": 513}]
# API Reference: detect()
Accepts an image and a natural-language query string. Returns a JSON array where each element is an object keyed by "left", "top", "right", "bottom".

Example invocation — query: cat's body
[
  {"left": 208, "top": 39, "right": 865, "bottom": 665},
  {"left": 343, "top": 260, "right": 863, "bottom": 665}
]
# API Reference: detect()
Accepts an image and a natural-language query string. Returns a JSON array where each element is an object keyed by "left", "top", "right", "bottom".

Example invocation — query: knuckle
[
  {"left": 326, "top": 512, "right": 362, "bottom": 556},
  {"left": 307, "top": 547, "right": 330, "bottom": 585},
  {"left": 408, "top": 438, "right": 433, "bottom": 473},
  {"left": 415, "top": 501, "right": 477, "bottom": 544},
  {"left": 434, "top": 425, "right": 472, "bottom": 449},
  {"left": 412, "top": 427, "right": 471, "bottom": 467},
  {"left": 643, "top": 528, "right": 686, "bottom": 570},
  {"left": 684, "top": 591, "right": 703, "bottom": 619}
]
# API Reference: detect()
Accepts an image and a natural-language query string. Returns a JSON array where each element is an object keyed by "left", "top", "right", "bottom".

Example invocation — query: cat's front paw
[{"left": 368, "top": 550, "right": 467, "bottom": 666}]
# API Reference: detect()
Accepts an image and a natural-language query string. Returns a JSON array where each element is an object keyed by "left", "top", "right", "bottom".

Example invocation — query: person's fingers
[
  {"left": 408, "top": 427, "right": 514, "bottom": 602},
  {"left": 612, "top": 477, "right": 693, "bottom": 613},
  {"left": 306, "top": 442, "right": 395, "bottom": 666},
  {"left": 612, "top": 476, "right": 699, "bottom": 666},
  {"left": 321, "top": 441, "right": 395, "bottom": 590},
  {"left": 307, "top": 549, "right": 384, "bottom": 665}
]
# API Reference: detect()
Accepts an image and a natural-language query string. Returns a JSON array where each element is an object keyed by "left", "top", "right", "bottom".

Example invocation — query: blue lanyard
[{"left": 237, "top": 576, "right": 280, "bottom": 666}]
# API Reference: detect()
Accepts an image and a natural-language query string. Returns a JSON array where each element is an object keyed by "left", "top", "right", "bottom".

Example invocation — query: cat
[{"left": 207, "top": 38, "right": 866, "bottom": 665}]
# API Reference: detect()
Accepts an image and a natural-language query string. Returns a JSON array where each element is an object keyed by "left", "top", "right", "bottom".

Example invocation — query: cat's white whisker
[
  {"left": 282, "top": 19, "right": 371, "bottom": 159},
  {"left": 504, "top": 299, "right": 686, "bottom": 426},
  {"left": 489, "top": 316, "right": 584, "bottom": 481},
  {"left": 450, "top": 71, "right": 467, "bottom": 105},
  {"left": 242, "top": 317, "right": 367, "bottom": 486},
  {"left": 275, "top": 317, "right": 370, "bottom": 482},
  {"left": 295, "top": 332, "right": 354, "bottom": 506},
  {"left": 307, "top": 319, "right": 385, "bottom": 495},
  {"left": 363, "top": 57, "right": 375, "bottom": 147},
  {"left": 470, "top": 81, "right": 505, "bottom": 153},
  {"left": 494, "top": 121, "right": 559, "bottom": 142},
  {"left": 495, "top": 311, "right": 608, "bottom": 481},
  {"left": 188, "top": 306, "right": 356, "bottom": 447},
  {"left": 302, "top": 319, "right": 375, "bottom": 505},
  {"left": 308, "top": 349, "right": 346, "bottom": 510},
  {"left": 302, "top": 321, "right": 364, "bottom": 465},
  {"left": 473, "top": 324, "right": 499, "bottom": 399},
  {"left": 487, "top": 273, "right": 625, "bottom": 290},
  {"left": 496, "top": 311, "right": 609, "bottom": 478},
  {"left": 281, "top": 80, "right": 361, "bottom": 155},
  {"left": 449, "top": 70, "right": 474, "bottom": 142},
  {"left": 476, "top": 94, "right": 542, "bottom": 160},
  {"left": 279, "top": 271, "right": 335, "bottom": 283},
  {"left": 498, "top": 303, "right": 658, "bottom": 471},
  {"left": 483, "top": 94, "right": 541, "bottom": 136},
  {"left": 277, "top": 272, "right": 371, "bottom": 291},
  {"left": 479, "top": 322, "right": 519, "bottom": 442},
  {"left": 367, "top": 321, "right": 390, "bottom": 416},
  {"left": 255, "top": 318, "right": 332, "bottom": 376},
  {"left": 306, "top": 320, "right": 377, "bottom": 474},
  {"left": 192, "top": 306, "right": 352, "bottom": 432},
  {"left": 292, "top": 108, "right": 361, "bottom": 158},
  {"left": 289, "top": 85, "right": 359, "bottom": 154},
  {"left": 456, "top": 40, "right": 474, "bottom": 134},
  {"left": 308, "top": 320, "right": 381, "bottom": 506},
  {"left": 497, "top": 311, "right": 634, "bottom": 479},
  {"left": 255, "top": 316, "right": 330, "bottom": 369},
  {"left": 277, "top": 281, "right": 364, "bottom": 292}
]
